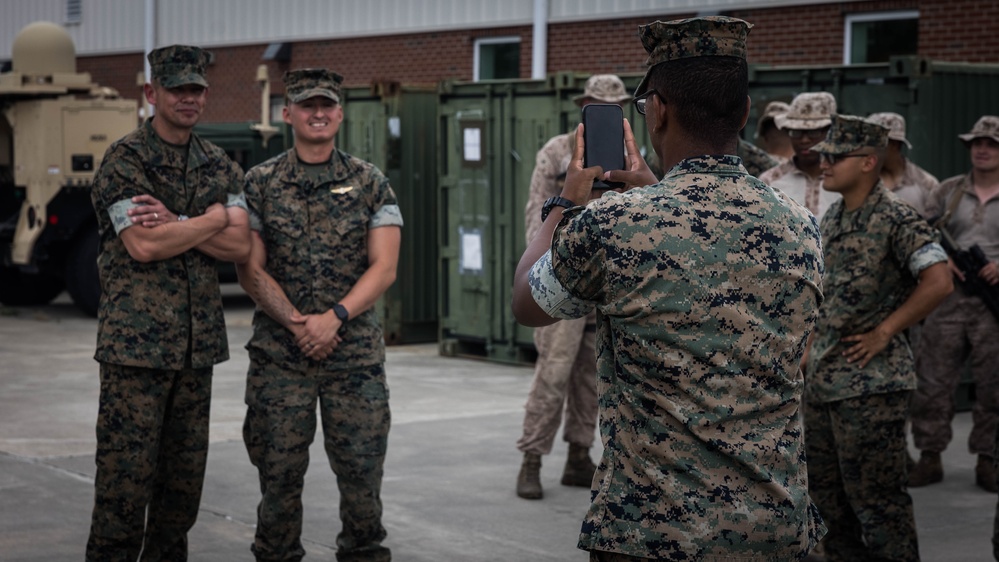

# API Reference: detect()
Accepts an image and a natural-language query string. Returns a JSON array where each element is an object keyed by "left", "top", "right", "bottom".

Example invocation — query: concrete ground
[{"left": 0, "top": 288, "right": 995, "bottom": 562}]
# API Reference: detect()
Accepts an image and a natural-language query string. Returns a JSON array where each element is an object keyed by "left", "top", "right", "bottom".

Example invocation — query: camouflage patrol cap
[
  {"left": 283, "top": 68, "right": 344, "bottom": 104},
  {"left": 755, "top": 100, "right": 790, "bottom": 138},
  {"left": 958, "top": 115, "right": 999, "bottom": 145},
  {"left": 774, "top": 92, "right": 836, "bottom": 131},
  {"left": 810, "top": 114, "right": 889, "bottom": 155},
  {"left": 634, "top": 16, "right": 752, "bottom": 96},
  {"left": 572, "top": 74, "right": 630, "bottom": 106},
  {"left": 867, "top": 112, "right": 912, "bottom": 149},
  {"left": 147, "top": 45, "right": 210, "bottom": 88}
]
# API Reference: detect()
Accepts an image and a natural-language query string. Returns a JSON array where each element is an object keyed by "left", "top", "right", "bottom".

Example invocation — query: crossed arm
[{"left": 121, "top": 194, "right": 251, "bottom": 263}]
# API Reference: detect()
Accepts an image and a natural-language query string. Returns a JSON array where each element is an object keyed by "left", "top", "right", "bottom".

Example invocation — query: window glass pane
[
  {"left": 479, "top": 43, "right": 520, "bottom": 80},
  {"left": 851, "top": 18, "right": 918, "bottom": 64}
]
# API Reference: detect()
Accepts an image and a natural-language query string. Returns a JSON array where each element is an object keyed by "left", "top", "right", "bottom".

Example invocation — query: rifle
[{"left": 935, "top": 227, "right": 999, "bottom": 323}]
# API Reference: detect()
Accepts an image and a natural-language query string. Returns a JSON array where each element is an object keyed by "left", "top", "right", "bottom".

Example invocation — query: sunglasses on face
[{"left": 819, "top": 152, "right": 871, "bottom": 165}]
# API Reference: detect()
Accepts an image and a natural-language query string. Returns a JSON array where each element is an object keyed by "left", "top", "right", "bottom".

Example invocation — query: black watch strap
[
  {"left": 333, "top": 303, "right": 349, "bottom": 323},
  {"left": 541, "top": 196, "right": 576, "bottom": 222}
]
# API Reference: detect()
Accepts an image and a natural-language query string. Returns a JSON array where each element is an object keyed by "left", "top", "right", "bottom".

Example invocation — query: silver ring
[{"left": 154, "top": 212, "right": 158, "bottom": 219}]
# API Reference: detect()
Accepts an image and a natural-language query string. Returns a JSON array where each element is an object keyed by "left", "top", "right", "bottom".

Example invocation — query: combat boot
[
  {"left": 908, "top": 451, "right": 943, "bottom": 487},
  {"left": 976, "top": 455, "right": 997, "bottom": 493},
  {"left": 561, "top": 443, "right": 597, "bottom": 487},
  {"left": 517, "top": 452, "right": 543, "bottom": 499}
]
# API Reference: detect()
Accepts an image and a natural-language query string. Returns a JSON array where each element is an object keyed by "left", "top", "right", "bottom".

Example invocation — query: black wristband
[
  {"left": 541, "top": 196, "right": 577, "bottom": 222},
  {"left": 332, "top": 303, "right": 349, "bottom": 323}
]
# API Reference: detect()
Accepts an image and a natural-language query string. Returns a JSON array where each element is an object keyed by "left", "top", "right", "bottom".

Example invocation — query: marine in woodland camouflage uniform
[
  {"left": 804, "top": 114, "right": 951, "bottom": 562},
  {"left": 760, "top": 92, "right": 841, "bottom": 220},
  {"left": 910, "top": 115, "right": 999, "bottom": 493},
  {"left": 237, "top": 68, "right": 402, "bottom": 562},
  {"left": 87, "top": 45, "right": 251, "bottom": 561},
  {"left": 515, "top": 74, "right": 631, "bottom": 500},
  {"left": 512, "top": 16, "right": 826, "bottom": 561}
]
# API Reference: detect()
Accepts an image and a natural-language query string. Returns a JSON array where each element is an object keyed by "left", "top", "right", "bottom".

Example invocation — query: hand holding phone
[{"left": 581, "top": 104, "right": 625, "bottom": 189}]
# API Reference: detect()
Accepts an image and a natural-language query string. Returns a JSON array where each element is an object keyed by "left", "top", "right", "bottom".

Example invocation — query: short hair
[{"left": 647, "top": 56, "right": 748, "bottom": 144}]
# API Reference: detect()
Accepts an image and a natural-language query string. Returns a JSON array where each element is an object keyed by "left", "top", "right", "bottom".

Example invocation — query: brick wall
[{"left": 76, "top": 0, "right": 999, "bottom": 123}]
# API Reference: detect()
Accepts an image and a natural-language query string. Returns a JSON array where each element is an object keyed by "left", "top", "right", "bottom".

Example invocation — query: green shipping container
[
  {"left": 436, "top": 73, "right": 650, "bottom": 364},
  {"left": 339, "top": 83, "right": 439, "bottom": 345}
]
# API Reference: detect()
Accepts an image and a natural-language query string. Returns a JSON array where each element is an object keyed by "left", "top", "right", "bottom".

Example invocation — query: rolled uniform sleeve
[
  {"left": 908, "top": 242, "right": 948, "bottom": 278},
  {"left": 371, "top": 204, "right": 403, "bottom": 228},
  {"left": 528, "top": 206, "right": 603, "bottom": 318},
  {"left": 226, "top": 192, "right": 249, "bottom": 212},
  {"left": 367, "top": 171, "right": 404, "bottom": 229},
  {"left": 107, "top": 199, "right": 139, "bottom": 235}
]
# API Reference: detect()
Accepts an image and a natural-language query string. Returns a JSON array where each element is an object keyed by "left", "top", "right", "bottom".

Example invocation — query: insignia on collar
[{"left": 330, "top": 186, "right": 354, "bottom": 195}]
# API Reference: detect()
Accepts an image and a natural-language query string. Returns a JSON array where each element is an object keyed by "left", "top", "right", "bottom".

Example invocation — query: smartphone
[{"left": 581, "top": 104, "right": 625, "bottom": 189}]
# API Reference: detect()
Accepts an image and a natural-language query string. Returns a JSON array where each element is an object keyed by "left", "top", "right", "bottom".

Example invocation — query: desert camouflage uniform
[
  {"left": 912, "top": 172, "right": 999, "bottom": 457},
  {"left": 518, "top": 131, "right": 598, "bottom": 457},
  {"left": 243, "top": 146, "right": 402, "bottom": 562},
  {"left": 87, "top": 115, "right": 245, "bottom": 560},
  {"left": 806, "top": 179, "right": 946, "bottom": 561},
  {"left": 759, "top": 159, "right": 840, "bottom": 220},
  {"left": 530, "top": 154, "right": 826, "bottom": 560},
  {"left": 889, "top": 159, "right": 939, "bottom": 219}
]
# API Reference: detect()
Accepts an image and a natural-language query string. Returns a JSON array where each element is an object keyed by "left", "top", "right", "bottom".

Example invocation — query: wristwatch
[
  {"left": 332, "top": 303, "right": 349, "bottom": 324},
  {"left": 540, "top": 196, "right": 576, "bottom": 222}
]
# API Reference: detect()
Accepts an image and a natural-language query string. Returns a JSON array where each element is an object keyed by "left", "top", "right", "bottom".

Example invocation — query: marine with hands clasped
[{"left": 237, "top": 68, "right": 402, "bottom": 562}]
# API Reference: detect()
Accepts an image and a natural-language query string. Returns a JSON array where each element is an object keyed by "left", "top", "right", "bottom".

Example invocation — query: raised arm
[{"left": 512, "top": 124, "right": 602, "bottom": 327}]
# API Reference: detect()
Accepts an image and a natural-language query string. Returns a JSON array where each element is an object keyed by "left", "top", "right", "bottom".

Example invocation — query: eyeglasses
[
  {"left": 633, "top": 90, "right": 663, "bottom": 115},
  {"left": 819, "top": 152, "right": 872, "bottom": 165},
  {"left": 787, "top": 127, "right": 830, "bottom": 140}
]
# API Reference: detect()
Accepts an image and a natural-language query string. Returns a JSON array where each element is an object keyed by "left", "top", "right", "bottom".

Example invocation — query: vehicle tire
[
  {"left": 65, "top": 224, "right": 101, "bottom": 317},
  {"left": 0, "top": 266, "right": 65, "bottom": 306}
]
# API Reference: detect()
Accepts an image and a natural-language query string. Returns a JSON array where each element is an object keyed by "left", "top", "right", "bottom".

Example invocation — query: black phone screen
[{"left": 581, "top": 104, "right": 625, "bottom": 189}]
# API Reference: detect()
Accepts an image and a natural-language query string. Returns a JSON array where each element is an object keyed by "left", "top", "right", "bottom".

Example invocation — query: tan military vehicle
[{"left": 0, "top": 21, "right": 137, "bottom": 315}]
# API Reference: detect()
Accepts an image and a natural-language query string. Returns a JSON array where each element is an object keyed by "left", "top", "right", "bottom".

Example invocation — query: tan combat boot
[
  {"left": 516, "top": 452, "right": 543, "bottom": 499},
  {"left": 561, "top": 443, "right": 597, "bottom": 487},
  {"left": 976, "top": 455, "right": 997, "bottom": 493},
  {"left": 908, "top": 451, "right": 943, "bottom": 487}
]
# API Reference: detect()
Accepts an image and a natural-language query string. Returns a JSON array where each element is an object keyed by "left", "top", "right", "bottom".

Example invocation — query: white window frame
[
  {"left": 843, "top": 10, "right": 919, "bottom": 65},
  {"left": 473, "top": 36, "right": 521, "bottom": 82}
]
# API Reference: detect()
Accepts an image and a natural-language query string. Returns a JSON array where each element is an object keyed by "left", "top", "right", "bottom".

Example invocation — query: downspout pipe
[
  {"left": 144, "top": 0, "right": 155, "bottom": 115},
  {"left": 531, "top": 0, "right": 548, "bottom": 79}
]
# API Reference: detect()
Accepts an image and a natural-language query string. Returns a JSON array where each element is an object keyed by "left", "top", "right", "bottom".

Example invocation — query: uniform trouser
[
  {"left": 911, "top": 291, "right": 999, "bottom": 455},
  {"left": 805, "top": 391, "right": 919, "bottom": 562},
  {"left": 516, "top": 314, "right": 597, "bottom": 456},
  {"left": 86, "top": 363, "right": 212, "bottom": 562},
  {"left": 243, "top": 355, "right": 391, "bottom": 562}
]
